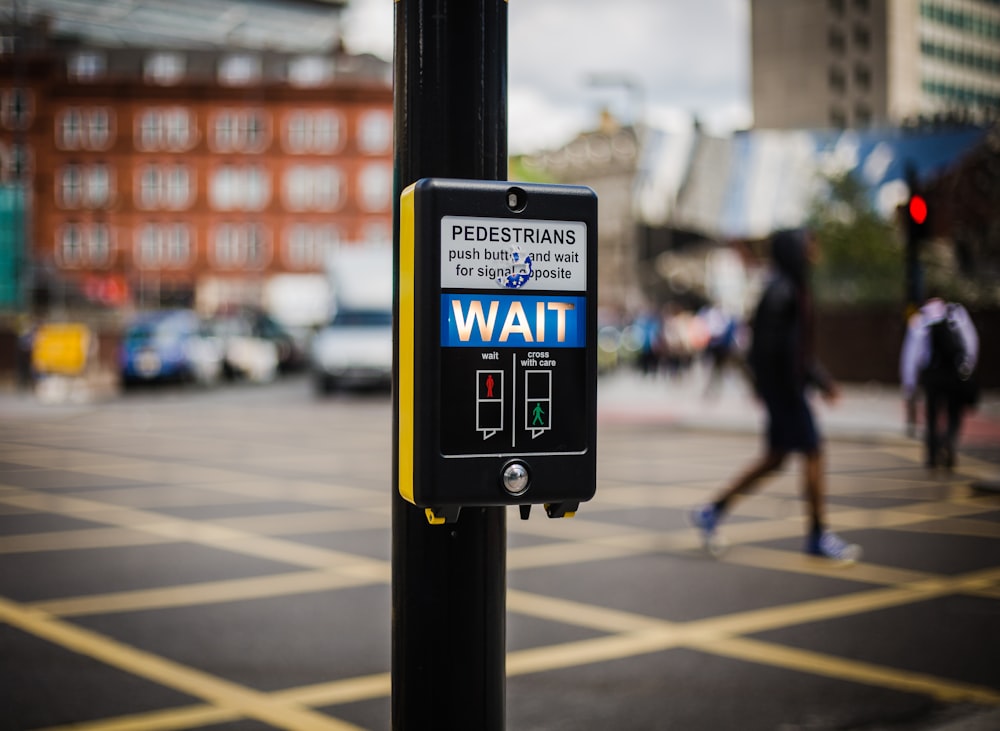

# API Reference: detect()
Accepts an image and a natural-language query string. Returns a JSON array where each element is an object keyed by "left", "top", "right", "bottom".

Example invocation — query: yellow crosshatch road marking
[
  {"left": 1, "top": 432, "right": 999, "bottom": 730},
  {"left": 705, "top": 636, "right": 1000, "bottom": 705},
  {"left": 0, "top": 526, "right": 172, "bottom": 554},
  {"left": 0, "top": 597, "right": 368, "bottom": 731},
  {"left": 0, "top": 488, "right": 389, "bottom": 574},
  {"left": 36, "top": 705, "right": 239, "bottom": 731},
  {"left": 30, "top": 569, "right": 381, "bottom": 618}
]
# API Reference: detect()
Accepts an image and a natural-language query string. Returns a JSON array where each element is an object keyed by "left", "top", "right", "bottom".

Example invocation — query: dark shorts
[{"left": 761, "top": 389, "right": 820, "bottom": 454}]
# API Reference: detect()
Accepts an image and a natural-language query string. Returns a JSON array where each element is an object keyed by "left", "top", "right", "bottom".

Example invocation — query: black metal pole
[
  {"left": 903, "top": 163, "right": 924, "bottom": 315},
  {"left": 391, "top": 2, "right": 507, "bottom": 730}
]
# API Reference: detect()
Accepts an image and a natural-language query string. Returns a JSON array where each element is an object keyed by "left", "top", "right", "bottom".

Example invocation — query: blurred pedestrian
[
  {"left": 633, "top": 307, "right": 662, "bottom": 376},
  {"left": 899, "top": 291, "right": 979, "bottom": 469},
  {"left": 699, "top": 303, "right": 742, "bottom": 398},
  {"left": 690, "top": 229, "right": 860, "bottom": 562},
  {"left": 661, "top": 304, "right": 698, "bottom": 378},
  {"left": 16, "top": 315, "right": 38, "bottom": 392}
]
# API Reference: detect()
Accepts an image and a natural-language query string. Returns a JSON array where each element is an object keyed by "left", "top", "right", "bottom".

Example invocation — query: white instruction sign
[{"left": 440, "top": 215, "right": 587, "bottom": 291}]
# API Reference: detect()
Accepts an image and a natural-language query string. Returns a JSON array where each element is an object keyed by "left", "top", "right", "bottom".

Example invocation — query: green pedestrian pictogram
[{"left": 525, "top": 369, "right": 553, "bottom": 439}]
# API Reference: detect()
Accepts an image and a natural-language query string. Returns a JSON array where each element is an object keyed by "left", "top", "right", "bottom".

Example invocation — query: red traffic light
[{"left": 908, "top": 195, "right": 928, "bottom": 225}]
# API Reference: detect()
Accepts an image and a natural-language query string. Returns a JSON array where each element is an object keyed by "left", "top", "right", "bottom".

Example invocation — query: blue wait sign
[{"left": 441, "top": 294, "right": 586, "bottom": 348}]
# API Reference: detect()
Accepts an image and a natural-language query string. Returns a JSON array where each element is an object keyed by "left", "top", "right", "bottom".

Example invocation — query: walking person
[
  {"left": 900, "top": 292, "right": 979, "bottom": 470},
  {"left": 690, "top": 229, "right": 861, "bottom": 562},
  {"left": 699, "top": 303, "right": 742, "bottom": 398}
]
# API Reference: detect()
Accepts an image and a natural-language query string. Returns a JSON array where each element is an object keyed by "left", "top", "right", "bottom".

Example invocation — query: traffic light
[
  {"left": 905, "top": 192, "right": 930, "bottom": 243},
  {"left": 908, "top": 194, "right": 928, "bottom": 226},
  {"left": 903, "top": 190, "right": 930, "bottom": 311}
]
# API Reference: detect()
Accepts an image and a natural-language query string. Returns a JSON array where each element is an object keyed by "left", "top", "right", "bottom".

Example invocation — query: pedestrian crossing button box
[{"left": 398, "top": 178, "right": 597, "bottom": 520}]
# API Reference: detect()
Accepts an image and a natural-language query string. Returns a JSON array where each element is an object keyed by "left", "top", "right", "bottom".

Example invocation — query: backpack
[{"left": 923, "top": 306, "right": 966, "bottom": 386}]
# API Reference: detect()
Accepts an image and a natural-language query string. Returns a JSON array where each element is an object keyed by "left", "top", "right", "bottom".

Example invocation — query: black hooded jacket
[{"left": 748, "top": 229, "right": 832, "bottom": 399}]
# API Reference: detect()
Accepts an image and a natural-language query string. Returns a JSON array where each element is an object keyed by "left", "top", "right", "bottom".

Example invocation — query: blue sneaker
[
  {"left": 806, "top": 530, "right": 862, "bottom": 563},
  {"left": 690, "top": 504, "right": 726, "bottom": 556}
]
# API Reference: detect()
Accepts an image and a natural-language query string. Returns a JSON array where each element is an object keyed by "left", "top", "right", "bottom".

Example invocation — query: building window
[
  {"left": 828, "top": 66, "right": 847, "bottom": 93},
  {"left": 58, "top": 163, "right": 114, "bottom": 210},
  {"left": 58, "top": 108, "right": 84, "bottom": 149},
  {"left": 357, "top": 110, "right": 392, "bottom": 154},
  {"left": 854, "top": 63, "right": 872, "bottom": 92},
  {"left": 57, "top": 107, "right": 114, "bottom": 151},
  {"left": 921, "top": 79, "right": 1000, "bottom": 109},
  {"left": 89, "top": 224, "right": 111, "bottom": 267},
  {"left": 213, "top": 225, "right": 239, "bottom": 268},
  {"left": 164, "top": 111, "right": 190, "bottom": 149},
  {"left": 212, "top": 223, "right": 270, "bottom": 270},
  {"left": 289, "top": 56, "right": 334, "bottom": 87},
  {"left": 57, "top": 223, "right": 113, "bottom": 268},
  {"left": 89, "top": 108, "right": 111, "bottom": 149},
  {"left": 140, "top": 113, "right": 158, "bottom": 149},
  {"left": 56, "top": 107, "right": 86, "bottom": 150},
  {"left": 68, "top": 52, "right": 105, "bottom": 81},
  {"left": 829, "top": 106, "right": 847, "bottom": 128},
  {"left": 145, "top": 52, "right": 185, "bottom": 85},
  {"left": 853, "top": 0, "right": 869, "bottom": 13},
  {"left": 219, "top": 54, "right": 261, "bottom": 86},
  {"left": 358, "top": 163, "right": 392, "bottom": 212},
  {"left": 165, "top": 225, "right": 192, "bottom": 268},
  {"left": 283, "top": 165, "right": 344, "bottom": 211},
  {"left": 165, "top": 166, "right": 191, "bottom": 209},
  {"left": 285, "top": 110, "right": 342, "bottom": 154},
  {"left": 137, "top": 108, "right": 194, "bottom": 152},
  {"left": 139, "top": 167, "right": 158, "bottom": 209},
  {"left": 920, "top": 39, "right": 1000, "bottom": 77},
  {"left": 0, "top": 142, "right": 32, "bottom": 182},
  {"left": 137, "top": 164, "right": 191, "bottom": 210},
  {"left": 921, "top": 4, "right": 1000, "bottom": 44},
  {"left": 210, "top": 165, "right": 270, "bottom": 211},
  {"left": 852, "top": 24, "right": 870, "bottom": 51},
  {"left": 59, "top": 165, "right": 83, "bottom": 208},
  {"left": 136, "top": 226, "right": 158, "bottom": 269},
  {"left": 212, "top": 109, "right": 269, "bottom": 153},
  {"left": 59, "top": 224, "right": 83, "bottom": 266},
  {"left": 854, "top": 103, "right": 872, "bottom": 126},
  {"left": 86, "top": 164, "right": 111, "bottom": 208},
  {"left": 136, "top": 224, "right": 192, "bottom": 270},
  {"left": 827, "top": 27, "right": 846, "bottom": 54},
  {"left": 284, "top": 224, "right": 341, "bottom": 269},
  {"left": 1, "top": 88, "right": 33, "bottom": 130}
]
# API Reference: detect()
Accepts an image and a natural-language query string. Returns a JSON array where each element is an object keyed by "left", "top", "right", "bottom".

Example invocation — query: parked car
[
  {"left": 208, "top": 306, "right": 305, "bottom": 379},
  {"left": 119, "top": 309, "right": 223, "bottom": 386},
  {"left": 205, "top": 308, "right": 277, "bottom": 383},
  {"left": 252, "top": 309, "right": 307, "bottom": 372},
  {"left": 310, "top": 307, "right": 393, "bottom": 393}
]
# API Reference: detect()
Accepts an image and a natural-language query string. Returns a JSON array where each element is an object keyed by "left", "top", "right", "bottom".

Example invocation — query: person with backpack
[
  {"left": 690, "top": 229, "right": 861, "bottom": 562},
  {"left": 900, "top": 293, "right": 980, "bottom": 469}
]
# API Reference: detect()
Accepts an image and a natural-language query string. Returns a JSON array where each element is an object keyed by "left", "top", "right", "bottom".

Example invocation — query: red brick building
[{"left": 1, "top": 4, "right": 392, "bottom": 318}]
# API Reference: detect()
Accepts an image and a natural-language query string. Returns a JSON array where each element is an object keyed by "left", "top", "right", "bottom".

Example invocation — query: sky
[{"left": 340, "top": 0, "right": 752, "bottom": 155}]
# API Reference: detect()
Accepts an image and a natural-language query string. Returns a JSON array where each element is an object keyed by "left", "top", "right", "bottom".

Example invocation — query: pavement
[{"left": 596, "top": 365, "right": 1000, "bottom": 464}]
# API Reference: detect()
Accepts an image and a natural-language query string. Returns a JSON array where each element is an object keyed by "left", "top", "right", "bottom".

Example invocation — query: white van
[{"left": 310, "top": 246, "right": 393, "bottom": 393}]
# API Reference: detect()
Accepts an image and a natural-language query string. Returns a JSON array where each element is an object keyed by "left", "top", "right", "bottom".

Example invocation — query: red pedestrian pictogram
[{"left": 476, "top": 370, "right": 503, "bottom": 440}]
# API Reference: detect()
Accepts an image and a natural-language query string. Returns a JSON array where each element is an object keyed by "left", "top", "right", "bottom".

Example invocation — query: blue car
[{"left": 119, "top": 309, "right": 223, "bottom": 385}]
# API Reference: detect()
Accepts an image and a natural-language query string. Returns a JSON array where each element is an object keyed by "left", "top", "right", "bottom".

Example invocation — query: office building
[{"left": 751, "top": 0, "right": 1000, "bottom": 129}]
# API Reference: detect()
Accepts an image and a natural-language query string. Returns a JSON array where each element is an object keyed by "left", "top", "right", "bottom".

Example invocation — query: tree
[{"left": 808, "top": 172, "right": 902, "bottom": 306}]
